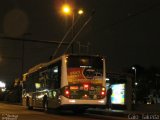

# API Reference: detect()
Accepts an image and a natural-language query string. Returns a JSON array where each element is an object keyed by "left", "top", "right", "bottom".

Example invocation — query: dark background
[{"left": 0, "top": 0, "right": 160, "bottom": 86}]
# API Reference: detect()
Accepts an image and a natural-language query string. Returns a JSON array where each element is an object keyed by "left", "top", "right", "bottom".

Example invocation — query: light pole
[
  {"left": 61, "top": 4, "right": 84, "bottom": 53},
  {"left": 132, "top": 66, "right": 137, "bottom": 104},
  {"left": 72, "top": 9, "right": 84, "bottom": 53},
  {"left": 132, "top": 66, "right": 137, "bottom": 84}
]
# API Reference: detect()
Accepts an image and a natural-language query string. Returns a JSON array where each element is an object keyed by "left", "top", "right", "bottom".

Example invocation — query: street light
[
  {"left": 61, "top": 4, "right": 84, "bottom": 16},
  {"left": 78, "top": 9, "right": 84, "bottom": 15},
  {"left": 61, "top": 4, "right": 84, "bottom": 28},
  {"left": 132, "top": 66, "right": 137, "bottom": 84},
  {"left": 132, "top": 66, "right": 137, "bottom": 104},
  {"left": 62, "top": 4, "right": 71, "bottom": 15},
  {"left": 61, "top": 4, "right": 84, "bottom": 53}
]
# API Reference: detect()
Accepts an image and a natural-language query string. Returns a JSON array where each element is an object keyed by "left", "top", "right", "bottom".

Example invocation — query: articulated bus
[{"left": 22, "top": 54, "right": 106, "bottom": 113}]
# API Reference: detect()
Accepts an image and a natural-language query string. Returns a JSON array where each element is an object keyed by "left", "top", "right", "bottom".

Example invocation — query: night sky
[{"left": 0, "top": 0, "right": 160, "bottom": 85}]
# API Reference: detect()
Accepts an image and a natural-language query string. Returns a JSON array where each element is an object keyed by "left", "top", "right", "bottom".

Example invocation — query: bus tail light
[
  {"left": 101, "top": 87, "right": 106, "bottom": 97},
  {"left": 101, "top": 91, "right": 105, "bottom": 96},
  {"left": 83, "top": 84, "right": 89, "bottom": 91},
  {"left": 65, "top": 90, "right": 69, "bottom": 95},
  {"left": 64, "top": 86, "right": 70, "bottom": 98},
  {"left": 84, "top": 84, "right": 89, "bottom": 88},
  {"left": 64, "top": 89, "right": 70, "bottom": 98}
]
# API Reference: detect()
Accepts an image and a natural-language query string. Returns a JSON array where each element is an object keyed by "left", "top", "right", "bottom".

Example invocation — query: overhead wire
[
  {"left": 51, "top": 15, "right": 80, "bottom": 59},
  {"left": 64, "top": 10, "right": 95, "bottom": 53}
]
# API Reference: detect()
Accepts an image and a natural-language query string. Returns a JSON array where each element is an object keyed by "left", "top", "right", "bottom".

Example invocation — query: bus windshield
[{"left": 67, "top": 56, "right": 104, "bottom": 84}]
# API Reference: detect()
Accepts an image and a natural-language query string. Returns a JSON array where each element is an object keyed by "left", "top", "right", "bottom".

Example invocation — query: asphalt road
[{"left": 0, "top": 103, "right": 128, "bottom": 120}]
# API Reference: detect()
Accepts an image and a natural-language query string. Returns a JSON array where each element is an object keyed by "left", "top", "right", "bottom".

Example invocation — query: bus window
[
  {"left": 26, "top": 74, "right": 37, "bottom": 92},
  {"left": 48, "top": 61, "right": 61, "bottom": 89},
  {"left": 67, "top": 56, "right": 103, "bottom": 84}
]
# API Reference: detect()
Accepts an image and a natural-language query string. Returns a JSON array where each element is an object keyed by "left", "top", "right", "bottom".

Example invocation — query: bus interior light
[{"left": 54, "top": 68, "right": 58, "bottom": 73}]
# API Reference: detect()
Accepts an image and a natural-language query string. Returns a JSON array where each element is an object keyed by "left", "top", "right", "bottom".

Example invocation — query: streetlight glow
[
  {"left": 132, "top": 66, "right": 136, "bottom": 70},
  {"left": 135, "top": 82, "right": 138, "bottom": 86},
  {"left": 62, "top": 4, "right": 71, "bottom": 15},
  {"left": 132, "top": 66, "right": 137, "bottom": 82},
  {"left": 78, "top": 9, "right": 84, "bottom": 15}
]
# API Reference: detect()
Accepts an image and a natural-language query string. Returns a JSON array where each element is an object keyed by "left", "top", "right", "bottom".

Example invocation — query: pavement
[
  {"left": 87, "top": 108, "right": 129, "bottom": 117},
  {"left": 1, "top": 101, "right": 160, "bottom": 119},
  {"left": 87, "top": 108, "right": 160, "bottom": 118}
]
